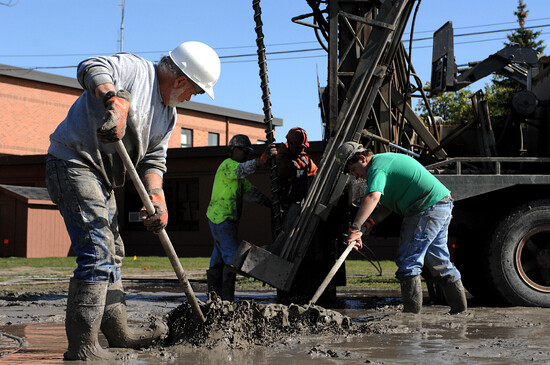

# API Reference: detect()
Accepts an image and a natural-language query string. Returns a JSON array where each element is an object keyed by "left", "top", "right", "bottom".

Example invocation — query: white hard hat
[{"left": 169, "top": 41, "right": 221, "bottom": 100}]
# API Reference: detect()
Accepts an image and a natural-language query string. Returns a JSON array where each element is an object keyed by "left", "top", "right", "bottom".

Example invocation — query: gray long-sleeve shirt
[{"left": 48, "top": 53, "right": 176, "bottom": 188}]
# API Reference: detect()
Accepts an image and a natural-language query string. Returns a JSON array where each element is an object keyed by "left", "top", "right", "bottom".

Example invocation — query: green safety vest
[{"left": 206, "top": 158, "right": 253, "bottom": 224}]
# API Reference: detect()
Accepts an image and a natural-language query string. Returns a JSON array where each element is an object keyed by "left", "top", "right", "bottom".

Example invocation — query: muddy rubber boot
[
  {"left": 221, "top": 266, "right": 236, "bottom": 302},
  {"left": 400, "top": 275, "right": 422, "bottom": 314},
  {"left": 441, "top": 277, "right": 468, "bottom": 314},
  {"left": 100, "top": 279, "right": 168, "bottom": 349},
  {"left": 207, "top": 265, "right": 223, "bottom": 298},
  {"left": 64, "top": 278, "right": 113, "bottom": 361}
]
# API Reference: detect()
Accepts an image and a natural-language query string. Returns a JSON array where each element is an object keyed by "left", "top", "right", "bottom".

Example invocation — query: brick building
[
  {"left": 0, "top": 64, "right": 282, "bottom": 156},
  {"left": 0, "top": 64, "right": 288, "bottom": 258}
]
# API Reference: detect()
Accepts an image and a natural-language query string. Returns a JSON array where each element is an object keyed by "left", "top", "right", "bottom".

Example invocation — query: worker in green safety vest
[{"left": 206, "top": 134, "right": 276, "bottom": 301}]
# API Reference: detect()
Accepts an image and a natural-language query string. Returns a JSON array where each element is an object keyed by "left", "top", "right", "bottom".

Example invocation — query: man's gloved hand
[
  {"left": 258, "top": 144, "right": 277, "bottom": 167},
  {"left": 139, "top": 189, "right": 168, "bottom": 234},
  {"left": 97, "top": 90, "right": 131, "bottom": 143},
  {"left": 363, "top": 217, "right": 376, "bottom": 234}
]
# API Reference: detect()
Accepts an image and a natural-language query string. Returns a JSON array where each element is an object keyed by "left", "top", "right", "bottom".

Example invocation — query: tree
[
  {"left": 416, "top": 84, "right": 474, "bottom": 125},
  {"left": 505, "top": 0, "right": 545, "bottom": 53},
  {"left": 417, "top": 0, "right": 546, "bottom": 126},
  {"left": 490, "top": 0, "right": 546, "bottom": 124}
]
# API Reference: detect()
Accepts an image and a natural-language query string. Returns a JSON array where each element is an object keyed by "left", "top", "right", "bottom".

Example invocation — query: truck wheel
[{"left": 488, "top": 200, "right": 550, "bottom": 307}]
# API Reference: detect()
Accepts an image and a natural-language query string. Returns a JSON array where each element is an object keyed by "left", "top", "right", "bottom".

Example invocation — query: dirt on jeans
[{"left": 1, "top": 285, "right": 550, "bottom": 364}]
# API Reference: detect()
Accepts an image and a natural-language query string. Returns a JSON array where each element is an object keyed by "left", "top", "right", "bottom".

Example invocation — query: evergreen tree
[
  {"left": 491, "top": 0, "right": 546, "bottom": 124},
  {"left": 418, "top": 0, "right": 546, "bottom": 126},
  {"left": 505, "top": 0, "right": 545, "bottom": 53}
]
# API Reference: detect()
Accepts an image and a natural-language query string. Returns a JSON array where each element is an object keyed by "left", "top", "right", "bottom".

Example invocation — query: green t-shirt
[
  {"left": 206, "top": 158, "right": 253, "bottom": 224},
  {"left": 366, "top": 153, "right": 450, "bottom": 216}
]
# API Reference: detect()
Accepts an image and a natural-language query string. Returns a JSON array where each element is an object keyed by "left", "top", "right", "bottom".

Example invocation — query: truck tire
[{"left": 488, "top": 200, "right": 550, "bottom": 307}]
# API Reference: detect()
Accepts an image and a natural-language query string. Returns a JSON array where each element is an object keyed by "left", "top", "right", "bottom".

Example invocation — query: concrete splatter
[{"left": 165, "top": 296, "right": 359, "bottom": 349}]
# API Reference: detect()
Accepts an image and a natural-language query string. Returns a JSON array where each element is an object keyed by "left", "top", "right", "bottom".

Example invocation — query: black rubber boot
[
  {"left": 207, "top": 265, "right": 223, "bottom": 299},
  {"left": 400, "top": 275, "right": 423, "bottom": 314},
  {"left": 64, "top": 278, "right": 113, "bottom": 361},
  {"left": 100, "top": 280, "right": 168, "bottom": 349},
  {"left": 441, "top": 277, "right": 468, "bottom": 314},
  {"left": 222, "top": 265, "right": 236, "bottom": 302}
]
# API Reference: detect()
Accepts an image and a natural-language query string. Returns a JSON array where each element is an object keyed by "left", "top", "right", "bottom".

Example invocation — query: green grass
[
  {"left": 344, "top": 260, "right": 400, "bottom": 289},
  {"left": 0, "top": 256, "right": 401, "bottom": 291},
  {"left": 0, "top": 257, "right": 77, "bottom": 268},
  {"left": 122, "top": 256, "right": 210, "bottom": 271}
]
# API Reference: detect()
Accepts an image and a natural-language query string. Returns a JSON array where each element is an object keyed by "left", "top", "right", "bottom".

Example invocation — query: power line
[
  {"left": 2, "top": 22, "right": 549, "bottom": 59},
  {"left": 404, "top": 17, "right": 550, "bottom": 35},
  {"left": 411, "top": 31, "right": 550, "bottom": 50},
  {"left": 216, "top": 40, "right": 318, "bottom": 50},
  {"left": 0, "top": 0, "right": 19, "bottom": 6},
  {"left": 25, "top": 28, "right": 549, "bottom": 71},
  {"left": 223, "top": 54, "right": 326, "bottom": 64},
  {"left": 2, "top": 24, "right": 548, "bottom": 71},
  {"left": 404, "top": 23, "right": 550, "bottom": 43},
  {"left": 221, "top": 47, "right": 322, "bottom": 59}
]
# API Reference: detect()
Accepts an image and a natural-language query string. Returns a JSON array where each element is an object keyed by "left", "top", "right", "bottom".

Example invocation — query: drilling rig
[{"left": 233, "top": 0, "right": 550, "bottom": 308}]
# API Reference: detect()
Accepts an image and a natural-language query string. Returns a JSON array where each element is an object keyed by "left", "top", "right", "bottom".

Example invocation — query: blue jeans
[
  {"left": 45, "top": 156, "right": 122, "bottom": 282},
  {"left": 208, "top": 219, "right": 239, "bottom": 268},
  {"left": 395, "top": 201, "right": 460, "bottom": 282}
]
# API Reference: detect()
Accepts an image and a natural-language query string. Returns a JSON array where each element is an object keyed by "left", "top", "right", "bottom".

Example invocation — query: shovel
[
  {"left": 114, "top": 140, "right": 206, "bottom": 323},
  {"left": 309, "top": 227, "right": 366, "bottom": 305}
]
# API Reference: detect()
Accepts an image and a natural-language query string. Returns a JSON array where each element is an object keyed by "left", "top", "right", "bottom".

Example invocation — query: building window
[
  {"left": 208, "top": 132, "right": 219, "bottom": 146},
  {"left": 164, "top": 178, "right": 200, "bottom": 231},
  {"left": 123, "top": 178, "right": 200, "bottom": 232},
  {"left": 181, "top": 128, "right": 193, "bottom": 148}
]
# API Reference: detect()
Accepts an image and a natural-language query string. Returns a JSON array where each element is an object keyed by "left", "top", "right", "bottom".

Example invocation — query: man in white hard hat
[{"left": 45, "top": 41, "right": 220, "bottom": 361}]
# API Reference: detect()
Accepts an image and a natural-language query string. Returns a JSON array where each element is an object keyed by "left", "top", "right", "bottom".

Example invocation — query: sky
[{"left": 1, "top": 0, "right": 549, "bottom": 142}]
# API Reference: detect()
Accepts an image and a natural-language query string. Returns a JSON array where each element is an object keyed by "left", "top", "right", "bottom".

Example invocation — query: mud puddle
[{"left": 2, "top": 290, "right": 550, "bottom": 364}]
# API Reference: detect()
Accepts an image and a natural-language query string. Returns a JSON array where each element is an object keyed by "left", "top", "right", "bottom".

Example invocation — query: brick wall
[
  {"left": 0, "top": 73, "right": 271, "bottom": 156},
  {"left": 172, "top": 109, "right": 269, "bottom": 148},
  {"left": 0, "top": 75, "right": 81, "bottom": 155}
]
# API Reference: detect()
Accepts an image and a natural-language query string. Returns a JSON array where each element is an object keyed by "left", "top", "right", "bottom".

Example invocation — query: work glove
[
  {"left": 258, "top": 144, "right": 277, "bottom": 167},
  {"left": 139, "top": 189, "right": 168, "bottom": 234},
  {"left": 97, "top": 89, "right": 131, "bottom": 143},
  {"left": 362, "top": 217, "right": 376, "bottom": 235}
]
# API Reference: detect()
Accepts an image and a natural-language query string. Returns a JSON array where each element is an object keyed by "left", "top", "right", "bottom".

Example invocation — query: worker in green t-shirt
[
  {"left": 206, "top": 134, "right": 276, "bottom": 301},
  {"left": 336, "top": 141, "right": 467, "bottom": 314}
]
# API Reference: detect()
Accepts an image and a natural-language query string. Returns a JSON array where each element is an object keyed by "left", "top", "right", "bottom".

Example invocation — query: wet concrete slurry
[{"left": 2, "top": 289, "right": 550, "bottom": 364}]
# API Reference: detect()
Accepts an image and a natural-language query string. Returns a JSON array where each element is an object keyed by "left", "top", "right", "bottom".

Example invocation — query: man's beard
[{"left": 165, "top": 89, "right": 182, "bottom": 107}]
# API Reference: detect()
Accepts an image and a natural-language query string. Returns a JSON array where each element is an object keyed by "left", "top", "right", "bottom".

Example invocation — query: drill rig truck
[{"left": 232, "top": 0, "right": 550, "bottom": 308}]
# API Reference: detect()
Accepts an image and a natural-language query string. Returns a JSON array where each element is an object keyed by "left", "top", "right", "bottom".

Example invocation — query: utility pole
[{"left": 118, "top": 0, "right": 125, "bottom": 52}]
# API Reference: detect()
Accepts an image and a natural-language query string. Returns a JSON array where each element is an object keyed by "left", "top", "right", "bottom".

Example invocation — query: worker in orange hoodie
[{"left": 276, "top": 127, "right": 318, "bottom": 215}]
